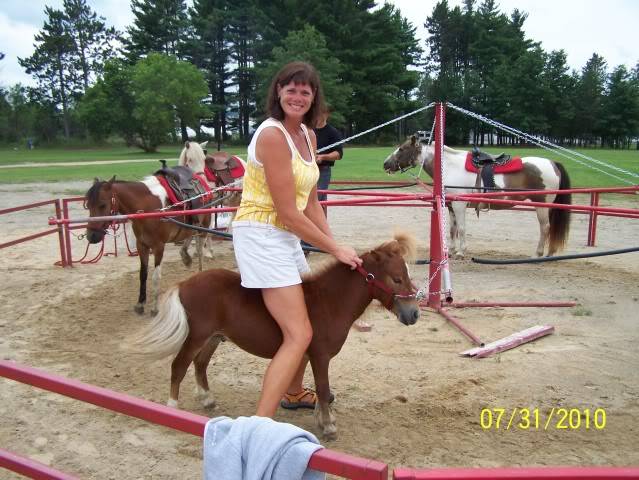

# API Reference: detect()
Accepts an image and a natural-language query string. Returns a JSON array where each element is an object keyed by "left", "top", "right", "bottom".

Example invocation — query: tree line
[{"left": 0, "top": 0, "right": 637, "bottom": 151}]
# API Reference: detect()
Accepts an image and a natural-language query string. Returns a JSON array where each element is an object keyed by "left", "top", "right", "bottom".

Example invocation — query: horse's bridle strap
[{"left": 355, "top": 266, "right": 415, "bottom": 308}]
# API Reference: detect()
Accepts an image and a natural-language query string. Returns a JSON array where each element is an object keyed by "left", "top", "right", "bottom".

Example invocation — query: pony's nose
[{"left": 410, "top": 309, "right": 419, "bottom": 324}]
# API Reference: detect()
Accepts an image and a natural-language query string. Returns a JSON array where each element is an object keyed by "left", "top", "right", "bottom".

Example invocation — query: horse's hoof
[
  {"left": 201, "top": 397, "right": 216, "bottom": 408},
  {"left": 181, "top": 255, "right": 192, "bottom": 267},
  {"left": 134, "top": 304, "right": 144, "bottom": 315},
  {"left": 150, "top": 309, "right": 158, "bottom": 316},
  {"left": 322, "top": 425, "right": 338, "bottom": 441},
  {"left": 167, "top": 398, "right": 178, "bottom": 408}
]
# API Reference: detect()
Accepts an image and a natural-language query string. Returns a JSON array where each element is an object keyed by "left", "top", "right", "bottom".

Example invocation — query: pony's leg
[
  {"left": 180, "top": 235, "right": 193, "bottom": 267},
  {"left": 535, "top": 207, "right": 550, "bottom": 257},
  {"left": 447, "top": 205, "right": 458, "bottom": 258},
  {"left": 310, "top": 355, "right": 337, "bottom": 440},
  {"left": 193, "top": 335, "right": 223, "bottom": 408},
  {"left": 196, "top": 233, "right": 204, "bottom": 272},
  {"left": 150, "top": 245, "right": 165, "bottom": 316},
  {"left": 135, "top": 244, "right": 150, "bottom": 315},
  {"left": 452, "top": 201, "right": 468, "bottom": 258},
  {"left": 168, "top": 336, "right": 207, "bottom": 408}
]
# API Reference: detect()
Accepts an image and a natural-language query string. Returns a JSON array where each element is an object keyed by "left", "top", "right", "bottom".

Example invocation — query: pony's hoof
[
  {"left": 181, "top": 253, "right": 192, "bottom": 267},
  {"left": 322, "top": 425, "right": 338, "bottom": 441},
  {"left": 134, "top": 304, "right": 144, "bottom": 315},
  {"left": 150, "top": 308, "right": 158, "bottom": 316},
  {"left": 202, "top": 397, "right": 216, "bottom": 408},
  {"left": 167, "top": 398, "right": 179, "bottom": 408}
]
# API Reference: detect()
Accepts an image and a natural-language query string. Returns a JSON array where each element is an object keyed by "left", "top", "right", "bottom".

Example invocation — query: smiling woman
[{"left": 231, "top": 61, "right": 363, "bottom": 418}]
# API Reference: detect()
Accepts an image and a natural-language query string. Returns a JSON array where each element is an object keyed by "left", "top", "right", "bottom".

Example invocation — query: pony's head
[
  {"left": 84, "top": 176, "right": 116, "bottom": 244},
  {"left": 361, "top": 232, "right": 420, "bottom": 325},
  {"left": 178, "top": 141, "right": 207, "bottom": 173},
  {"left": 383, "top": 135, "right": 424, "bottom": 173}
]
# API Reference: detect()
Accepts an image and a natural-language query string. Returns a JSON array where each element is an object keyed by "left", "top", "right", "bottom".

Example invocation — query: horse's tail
[
  {"left": 548, "top": 162, "right": 572, "bottom": 254},
  {"left": 132, "top": 286, "right": 189, "bottom": 360}
]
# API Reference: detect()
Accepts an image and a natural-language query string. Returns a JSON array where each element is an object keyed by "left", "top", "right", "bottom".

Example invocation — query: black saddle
[
  {"left": 154, "top": 160, "right": 208, "bottom": 210},
  {"left": 155, "top": 160, "right": 195, "bottom": 190},
  {"left": 471, "top": 146, "right": 512, "bottom": 167}
]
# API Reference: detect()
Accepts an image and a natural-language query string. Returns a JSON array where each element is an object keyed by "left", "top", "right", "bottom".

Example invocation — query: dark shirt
[{"left": 314, "top": 123, "right": 343, "bottom": 167}]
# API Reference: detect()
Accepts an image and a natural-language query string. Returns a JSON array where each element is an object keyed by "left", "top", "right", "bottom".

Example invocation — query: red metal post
[
  {"left": 428, "top": 102, "right": 446, "bottom": 308},
  {"left": 55, "top": 199, "right": 67, "bottom": 267},
  {"left": 588, "top": 191, "right": 599, "bottom": 246},
  {"left": 63, "top": 199, "right": 74, "bottom": 268}
]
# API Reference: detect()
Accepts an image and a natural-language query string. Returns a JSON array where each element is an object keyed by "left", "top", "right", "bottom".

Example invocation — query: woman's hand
[{"left": 332, "top": 245, "right": 363, "bottom": 270}]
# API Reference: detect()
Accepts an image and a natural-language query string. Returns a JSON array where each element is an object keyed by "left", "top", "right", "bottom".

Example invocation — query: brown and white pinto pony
[
  {"left": 134, "top": 233, "right": 420, "bottom": 440},
  {"left": 383, "top": 137, "right": 571, "bottom": 257},
  {"left": 85, "top": 176, "right": 211, "bottom": 315},
  {"left": 178, "top": 141, "right": 245, "bottom": 249}
]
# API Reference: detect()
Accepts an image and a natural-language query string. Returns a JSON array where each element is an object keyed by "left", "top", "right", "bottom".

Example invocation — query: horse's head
[
  {"left": 361, "top": 232, "right": 420, "bottom": 326},
  {"left": 383, "top": 135, "right": 423, "bottom": 173},
  {"left": 84, "top": 176, "right": 116, "bottom": 244},
  {"left": 178, "top": 140, "right": 206, "bottom": 173}
]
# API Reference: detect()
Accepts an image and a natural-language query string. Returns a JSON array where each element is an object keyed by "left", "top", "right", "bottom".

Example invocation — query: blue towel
[{"left": 203, "top": 415, "right": 325, "bottom": 480}]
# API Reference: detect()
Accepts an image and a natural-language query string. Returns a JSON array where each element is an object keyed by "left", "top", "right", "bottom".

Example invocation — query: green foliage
[
  {"left": 256, "top": 24, "right": 350, "bottom": 126},
  {"left": 131, "top": 54, "right": 208, "bottom": 151}
]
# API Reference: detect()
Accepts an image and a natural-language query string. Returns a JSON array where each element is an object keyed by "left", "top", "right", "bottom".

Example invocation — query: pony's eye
[{"left": 393, "top": 278, "right": 402, "bottom": 284}]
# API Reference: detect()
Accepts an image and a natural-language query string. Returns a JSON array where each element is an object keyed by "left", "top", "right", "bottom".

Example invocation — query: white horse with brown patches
[{"left": 383, "top": 136, "right": 571, "bottom": 258}]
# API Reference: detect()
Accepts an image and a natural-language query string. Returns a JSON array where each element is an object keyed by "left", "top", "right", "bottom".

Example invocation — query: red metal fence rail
[
  {"left": 0, "top": 199, "right": 66, "bottom": 266},
  {"left": 393, "top": 466, "right": 639, "bottom": 479},
  {"left": 0, "top": 360, "right": 388, "bottom": 480}
]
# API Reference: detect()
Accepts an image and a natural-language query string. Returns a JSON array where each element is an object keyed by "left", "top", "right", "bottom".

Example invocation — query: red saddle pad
[{"left": 464, "top": 152, "right": 523, "bottom": 173}]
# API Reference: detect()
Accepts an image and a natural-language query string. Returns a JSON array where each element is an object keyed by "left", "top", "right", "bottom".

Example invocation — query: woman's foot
[{"left": 280, "top": 388, "right": 335, "bottom": 409}]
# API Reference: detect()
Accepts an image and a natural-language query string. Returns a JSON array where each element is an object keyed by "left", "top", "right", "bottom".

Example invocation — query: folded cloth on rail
[{"left": 203, "top": 415, "right": 325, "bottom": 480}]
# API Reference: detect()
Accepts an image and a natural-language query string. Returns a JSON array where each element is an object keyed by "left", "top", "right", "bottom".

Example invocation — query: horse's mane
[
  {"left": 425, "top": 144, "right": 465, "bottom": 155},
  {"left": 303, "top": 231, "right": 417, "bottom": 283},
  {"left": 85, "top": 179, "right": 129, "bottom": 207},
  {"left": 179, "top": 142, "right": 205, "bottom": 169}
]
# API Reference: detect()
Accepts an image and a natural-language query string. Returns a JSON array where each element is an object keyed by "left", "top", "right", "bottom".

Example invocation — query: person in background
[
  {"left": 232, "top": 61, "right": 362, "bottom": 417},
  {"left": 312, "top": 107, "right": 373, "bottom": 333},
  {"left": 314, "top": 106, "right": 342, "bottom": 216}
]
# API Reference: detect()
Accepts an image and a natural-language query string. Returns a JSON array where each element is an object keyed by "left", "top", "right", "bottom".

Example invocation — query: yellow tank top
[{"left": 234, "top": 118, "right": 320, "bottom": 230}]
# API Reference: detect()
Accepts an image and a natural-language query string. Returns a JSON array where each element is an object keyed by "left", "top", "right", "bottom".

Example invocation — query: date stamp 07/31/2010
[{"left": 479, "top": 407, "right": 606, "bottom": 431}]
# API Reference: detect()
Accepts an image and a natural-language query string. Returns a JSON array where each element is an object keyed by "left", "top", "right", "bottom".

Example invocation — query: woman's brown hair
[{"left": 265, "top": 61, "right": 326, "bottom": 128}]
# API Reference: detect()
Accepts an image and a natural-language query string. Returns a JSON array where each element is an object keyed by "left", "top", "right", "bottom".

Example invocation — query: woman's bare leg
[{"left": 257, "top": 284, "right": 312, "bottom": 417}]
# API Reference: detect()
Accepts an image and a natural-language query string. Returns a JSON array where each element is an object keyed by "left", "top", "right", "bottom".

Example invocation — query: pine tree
[
  {"left": 62, "top": 0, "right": 120, "bottom": 90},
  {"left": 19, "top": 7, "right": 76, "bottom": 139}
]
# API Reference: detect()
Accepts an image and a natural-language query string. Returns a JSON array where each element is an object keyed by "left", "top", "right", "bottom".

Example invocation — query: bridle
[
  {"left": 355, "top": 265, "right": 416, "bottom": 309},
  {"left": 86, "top": 190, "right": 118, "bottom": 235}
]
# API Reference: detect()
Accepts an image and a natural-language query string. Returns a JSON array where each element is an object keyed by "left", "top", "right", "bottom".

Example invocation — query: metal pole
[{"left": 588, "top": 191, "right": 599, "bottom": 246}]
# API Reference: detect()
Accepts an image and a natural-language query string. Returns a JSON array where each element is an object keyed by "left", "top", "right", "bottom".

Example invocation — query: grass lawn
[{"left": 0, "top": 144, "right": 637, "bottom": 188}]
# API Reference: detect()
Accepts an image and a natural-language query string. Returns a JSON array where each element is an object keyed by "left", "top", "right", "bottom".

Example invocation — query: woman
[{"left": 232, "top": 61, "right": 362, "bottom": 418}]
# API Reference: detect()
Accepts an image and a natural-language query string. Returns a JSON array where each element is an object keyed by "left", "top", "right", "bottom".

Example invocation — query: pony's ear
[
  {"left": 410, "top": 135, "right": 417, "bottom": 145},
  {"left": 93, "top": 177, "right": 101, "bottom": 183},
  {"left": 393, "top": 230, "right": 417, "bottom": 261},
  {"left": 184, "top": 140, "right": 190, "bottom": 149},
  {"left": 200, "top": 141, "right": 208, "bottom": 149},
  {"left": 108, "top": 175, "right": 116, "bottom": 184}
]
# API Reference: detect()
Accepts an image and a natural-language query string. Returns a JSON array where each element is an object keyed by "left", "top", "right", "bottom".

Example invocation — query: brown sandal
[{"left": 280, "top": 388, "right": 335, "bottom": 410}]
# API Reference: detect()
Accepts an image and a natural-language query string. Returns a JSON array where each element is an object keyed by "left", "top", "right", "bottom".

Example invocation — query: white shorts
[{"left": 232, "top": 221, "right": 310, "bottom": 288}]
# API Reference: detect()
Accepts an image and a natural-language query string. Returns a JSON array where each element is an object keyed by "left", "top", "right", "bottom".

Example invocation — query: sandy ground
[{"left": 1, "top": 181, "right": 638, "bottom": 479}]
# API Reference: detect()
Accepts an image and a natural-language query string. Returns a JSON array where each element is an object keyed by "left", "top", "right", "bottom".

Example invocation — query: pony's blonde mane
[{"left": 178, "top": 141, "right": 206, "bottom": 173}]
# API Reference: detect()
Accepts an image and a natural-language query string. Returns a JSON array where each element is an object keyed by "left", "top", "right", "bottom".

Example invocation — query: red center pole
[{"left": 428, "top": 103, "right": 446, "bottom": 308}]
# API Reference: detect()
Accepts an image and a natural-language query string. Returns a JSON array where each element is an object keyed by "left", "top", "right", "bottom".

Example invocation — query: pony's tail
[
  {"left": 548, "top": 162, "right": 572, "bottom": 255},
  {"left": 131, "top": 286, "right": 189, "bottom": 360}
]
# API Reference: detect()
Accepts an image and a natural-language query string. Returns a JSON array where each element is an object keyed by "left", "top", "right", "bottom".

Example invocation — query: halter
[{"left": 355, "top": 265, "right": 416, "bottom": 309}]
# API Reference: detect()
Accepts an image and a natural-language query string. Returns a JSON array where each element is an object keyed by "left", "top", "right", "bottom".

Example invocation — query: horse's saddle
[
  {"left": 205, "top": 152, "right": 245, "bottom": 185},
  {"left": 154, "top": 160, "right": 211, "bottom": 210},
  {"left": 471, "top": 146, "right": 512, "bottom": 167}
]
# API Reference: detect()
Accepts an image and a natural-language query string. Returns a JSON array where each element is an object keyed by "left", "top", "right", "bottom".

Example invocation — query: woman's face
[{"left": 277, "top": 81, "right": 314, "bottom": 120}]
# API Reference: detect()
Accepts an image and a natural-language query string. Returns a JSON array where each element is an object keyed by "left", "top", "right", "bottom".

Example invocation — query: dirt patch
[{"left": 1, "top": 182, "right": 638, "bottom": 478}]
